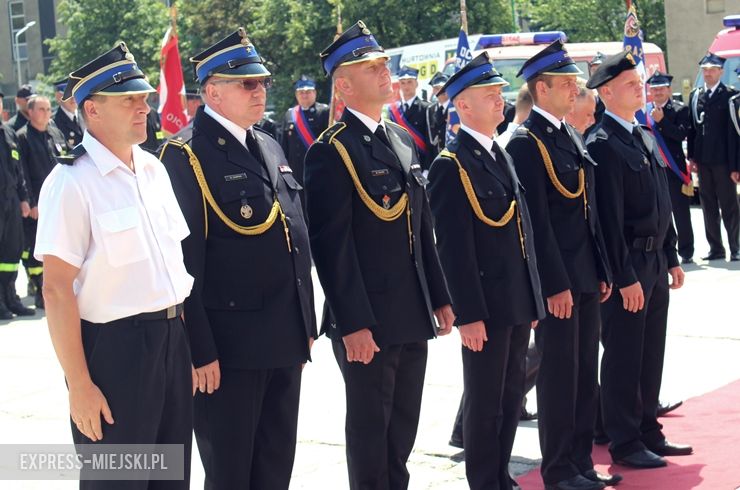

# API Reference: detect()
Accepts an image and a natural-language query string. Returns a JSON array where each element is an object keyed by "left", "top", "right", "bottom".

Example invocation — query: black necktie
[
  {"left": 402, "top": 102, "right": 409, "bottom": 113},
  {"left": 490, "top": 141, "right": 499, "bottom": 161},
  {"left": 246, "top": 130, "right": 263, "bottom": 164},
  {"left": 375, "top": 125, "right": 393, "bottom": 149}
]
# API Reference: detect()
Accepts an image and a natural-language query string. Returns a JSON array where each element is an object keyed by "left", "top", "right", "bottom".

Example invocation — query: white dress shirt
[
  {"left": 35, "top": 130, "right": 194, "bottom": 323},
  {"left": 204, "top": 104, "right": 255, "bottom": 148},
  {"left": 495, "top": 122, "right": 521, "bottom": 149}
]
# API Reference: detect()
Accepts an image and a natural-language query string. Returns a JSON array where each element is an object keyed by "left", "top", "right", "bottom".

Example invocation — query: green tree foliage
[
  {"left": 176, "top": 0, "right": 516, "bottom": 115},
  {"left": 47, "top": 0, "right": 170, "bottom": 85},
  {"left": 520, "top": 0, "right": 666, "bottom": 53}
]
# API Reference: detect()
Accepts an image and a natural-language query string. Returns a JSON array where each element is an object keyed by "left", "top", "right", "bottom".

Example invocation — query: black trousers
[
  {"left": 0, "top": 197, "right": 23, "bottom": 285},
  {"left": 600, "top": 255, "right": 669, "bottom": 459},
  {"left": 535, "top": 291, "right": 601, "bottom": 484},
  {"left": 73, "top": 316, "right": 193, "bottom": 490},
  {"left": 194, "top": 364, "right": 302, "bottom": 490},
  {"left": 333, "top": 339, "right": 427, "bottom": 490},
  {"left": 698, "top": 163, "right": 739, "bottom": 255},
  {"left": 450, "top": 336, "right": 539, "bottom": 443},
  {"left": 667, "top": 175, "right": 695, "bottom": 260},
  {"left": 463, "top": 323, "right": 530, "bottom": 490},
  {"left": 21, "top": 217, "right": 43, "bottom": 274}
]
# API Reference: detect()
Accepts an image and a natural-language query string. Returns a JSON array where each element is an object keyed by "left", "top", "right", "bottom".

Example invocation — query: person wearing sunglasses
[{"left": 160, "top": 28, "right": 316, "bottom": 490}]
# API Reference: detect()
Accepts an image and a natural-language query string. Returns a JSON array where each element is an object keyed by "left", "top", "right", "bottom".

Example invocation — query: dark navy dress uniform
[
  {"left": 586, "top": 51, "right": 683, "bottom": 465},
  {"left": 280, "top": 100, "right": 329, "bottom": 180},
  {"left": 506, "top": 41, "right": 612, "bottom": 489},
  {"left": 305, "top": 21, "right": 450, "bottom": 490},
  {"left": 280, "top": 76, "right": 329, "bottom": 211},
  {"left": 160, "top": 29, "right": 316, "bottom": 490},
  {"left": 53, "top": 79, "right": 83, "bottom": 148},
  {"left": 427, "top": 52, "right": 545, "bottom": 490},
  {"left": 0, "top": 123, "right": 31, "bottom": 319},
  {"left": 687, "top": 53, "right": 740, "bottom": 258},
  {"left": 425, "top": 71, "right": 449, "bottom": 159},
  {"left": 647, "top": 71, "right": 695, "bottom": 262}
]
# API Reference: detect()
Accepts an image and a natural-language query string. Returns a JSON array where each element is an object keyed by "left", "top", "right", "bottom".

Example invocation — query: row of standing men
[{"left": 28, "top": 19, "right": 738, "bottom": 490}]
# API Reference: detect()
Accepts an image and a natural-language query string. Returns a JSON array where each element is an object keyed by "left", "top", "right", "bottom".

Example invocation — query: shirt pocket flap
[
  {"left": 219, "top": 180, "right": 264, "bottom": 203},
  {"left": 96, "top": 207, "right": 140, "bottom": 233}
]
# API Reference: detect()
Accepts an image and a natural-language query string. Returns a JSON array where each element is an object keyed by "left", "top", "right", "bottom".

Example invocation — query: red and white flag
[{"left": 158, "top": 26, "right": 187, "bottom": 135}]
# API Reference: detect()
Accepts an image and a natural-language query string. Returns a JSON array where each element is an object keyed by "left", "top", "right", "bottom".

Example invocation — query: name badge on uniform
[
  {"left": 224, "top": 173, "right": 248, "bottom": 182},
  {"left": 278, "top": 165, "right": 293, "bottom": 173},
  {"left": 410, "top": 163, "right": 422, "bottom": 171},
  {"left": 371, "top": 169, "right": 389, "bottom": 177}
]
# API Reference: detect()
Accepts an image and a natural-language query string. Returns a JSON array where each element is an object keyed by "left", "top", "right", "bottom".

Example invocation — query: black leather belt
[
  {"left": 631, "top": 236, "right": 656, "bottom": 252},
  {"left": 126, "top": 304, "right": 183, "bottom": 322}
]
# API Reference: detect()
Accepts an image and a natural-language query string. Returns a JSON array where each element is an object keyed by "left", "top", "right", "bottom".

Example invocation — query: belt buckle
[
  {"left": 645, "top": 236, "right": 654, "bottom": 252},
  {"left": 166, "top": 305, "right": 177, "bottom": 319}
]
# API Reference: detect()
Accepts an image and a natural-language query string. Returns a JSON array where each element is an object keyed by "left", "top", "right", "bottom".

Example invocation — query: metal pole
[
  {"left": 460, "top": 0, "right": 468, "bottom": 34},
  {"left": 14, "top": 21, "right": 37, "bottom": 87}
]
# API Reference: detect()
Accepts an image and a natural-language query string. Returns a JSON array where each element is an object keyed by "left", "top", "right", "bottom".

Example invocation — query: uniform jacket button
[
  {"left": 297, "top": 278, "right": 302, "bottom": 286},
  {"left": 228, "top": 300, "right": 236, "bottom": 307}
]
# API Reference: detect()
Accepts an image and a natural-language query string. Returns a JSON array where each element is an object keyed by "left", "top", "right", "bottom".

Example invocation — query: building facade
[{"left": 0, "top": 0, "right": 65, "bottom": 115}]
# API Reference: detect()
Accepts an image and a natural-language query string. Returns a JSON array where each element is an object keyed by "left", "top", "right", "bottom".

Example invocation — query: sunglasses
[{"left": 215, "top": 77, "right": 272, "bottom": 91}]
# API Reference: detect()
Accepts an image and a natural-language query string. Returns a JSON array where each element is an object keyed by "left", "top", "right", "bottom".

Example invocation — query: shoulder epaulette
[
  {"left": 55, "top": 143, "right": 86, "bottom": 166},
  {"left": 318, "top": 122, "right": 347, "bottom": 143},
  {"left": 385, "top": 120, "right": 407, "bottom": 134},
  {"left": 585, "top": 127, "right": 607, "bottom": 145},
  {"left": 158, "top": 139, "right": 190, "bottom": 163}
]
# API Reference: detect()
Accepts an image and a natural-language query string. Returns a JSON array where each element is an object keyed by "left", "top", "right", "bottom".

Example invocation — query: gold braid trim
[
  {"left": 439, "top": 150, "right": 525, "bottom": 258},
  {"left": 521, "top": 128, "right": 588, "bottom": 217},
  {"left": 177, "top": 142, "right": 291, "bottom": 250},
  {"left": 329, "top": 138, "right": 413, "bottom": 254}
]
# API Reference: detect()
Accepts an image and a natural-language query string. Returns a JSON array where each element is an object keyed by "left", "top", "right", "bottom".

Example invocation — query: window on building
[
  {"left": 9, "top": 1, "right": 28, "bottom": 61},
  {"left": 706, "top": 0, "right": 725, "bottom": 14}
]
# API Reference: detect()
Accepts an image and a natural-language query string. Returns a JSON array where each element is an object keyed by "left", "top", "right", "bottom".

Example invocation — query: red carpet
[{"left": 518, "top": 379, "right": 740, "bottom": 489}]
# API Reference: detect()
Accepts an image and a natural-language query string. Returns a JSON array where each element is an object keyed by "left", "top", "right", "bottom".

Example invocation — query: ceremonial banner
[{"left": 158, "top": 26, "right": 188, "bottom": 135}]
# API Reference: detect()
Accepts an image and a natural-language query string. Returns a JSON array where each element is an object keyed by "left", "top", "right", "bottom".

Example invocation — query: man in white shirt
[
  {"left": 496, "top": 84, "right": 533, "bottom": 148},
  {"left": 36, "top": 43, "right": 194, "bottom": 490}
]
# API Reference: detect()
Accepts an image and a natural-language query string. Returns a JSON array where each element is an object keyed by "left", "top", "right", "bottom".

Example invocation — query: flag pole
[
  {"left": 460, "top": 0, "right": 468, "bottom": 35},
  {"left": 329, "top": 2, "right": 343, "bottom": 126}
]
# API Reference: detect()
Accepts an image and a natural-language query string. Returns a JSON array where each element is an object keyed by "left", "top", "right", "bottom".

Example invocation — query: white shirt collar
[
  {"left": 441, "top": 100, "right": 450, "bottom": 110},
  {"left": 460, "top": 123, "right": 495, "bottom": 157},
  {"left": 204, "top": 104, "right": 252, "bottom": 148},
  {"left": 82, "top": 130, "right": 151, "bottom": 176},
  {"left": 346, "top": 107, "right": 386, "bottom": 134},
  {"left": 402, "top": 95, "right": 417, "bottom": 107},
  {"left": 61, "top": 106, "right": 76, "bottom": 121},
  {"left": 704, "top": 81, "right": 720, "bottom": 93},
  {"left": 604, "top": 110, "right": 637, "bottom": 133},
  {"left": 532, "top": 105, "right": 563, "bottom": 129}
]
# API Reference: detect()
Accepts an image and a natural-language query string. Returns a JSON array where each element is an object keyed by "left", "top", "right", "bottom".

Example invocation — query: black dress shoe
[
  {"left": 545, "top": 474, "right": 605, "bottom": 490},
  {"left": 702, "top": 252, "right": 726, "bottom": 261},
  {"left": 520, "top": 406, "right": 538, "bottom": 421},
  {"left": 583, "top": 469, "right": 622, "bottom": 486},
  {"left": 656, "top": 400, "right": 683, "bottom": 417},
  {"left": 731, "top": 252, "right": 740, "bottom": 261},
  {"left": 648, "top": 440, "right": 693, "bottom": 456},
  {"left": 681, "top": 256, "right": 694, "bottom": 264},
  {"left": 614, "top": 449, "right": 668, "bottom": 469},
  {"left": 613, "top": 448, "right": 667, "bottom": 468}
]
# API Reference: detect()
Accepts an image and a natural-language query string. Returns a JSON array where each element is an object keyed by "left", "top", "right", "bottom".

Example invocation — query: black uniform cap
[{"left": 586, "top": 50, "right": 638, "bottom": 89}]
